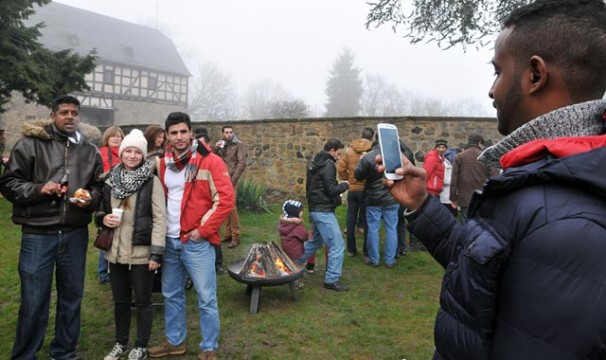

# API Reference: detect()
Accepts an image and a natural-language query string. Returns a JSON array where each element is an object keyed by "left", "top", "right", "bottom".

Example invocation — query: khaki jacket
[{"left": 337, "top": 138, "right": 372, "bottom": 192}]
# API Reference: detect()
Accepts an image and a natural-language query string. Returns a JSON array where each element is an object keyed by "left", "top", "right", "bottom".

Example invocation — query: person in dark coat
[
  {"left": 300, "top": 139, "right": 350, "bottom": 292},
  {"left": 379, "top": 0, "right": 606, "bottom": 358},
  {"left": 0, "top": 95, "right": 104, "bottom": 360},
  {"left": 449, "top": 133, "right": 498, "bottom": 221}
]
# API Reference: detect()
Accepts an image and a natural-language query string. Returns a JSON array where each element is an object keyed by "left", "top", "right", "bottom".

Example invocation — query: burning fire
[
  {"left": 250, "top": 254, "right": 266, "bottom": 277},
  {"left": 239, "top": 242, "right": 299, "bottom": 279},
  {"left": 274, "top": 257, "right": 291, "bottom": 276}
]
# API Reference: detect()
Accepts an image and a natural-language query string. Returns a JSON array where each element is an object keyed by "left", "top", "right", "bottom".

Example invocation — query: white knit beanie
[{"left": 119, "top": 129, "right": 148, "bottom": 158}]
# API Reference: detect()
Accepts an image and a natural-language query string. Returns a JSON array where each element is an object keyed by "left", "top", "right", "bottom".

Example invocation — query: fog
[{"left": 53, "top": 0, "right": 498, "bottom": 117}]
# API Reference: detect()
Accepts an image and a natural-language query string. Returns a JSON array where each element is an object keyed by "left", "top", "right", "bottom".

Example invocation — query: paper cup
[{"left": 112, "top": 208, "right": 124, "bottom": 221}]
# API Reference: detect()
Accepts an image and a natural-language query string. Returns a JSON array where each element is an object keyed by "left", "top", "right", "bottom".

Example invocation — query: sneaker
[
  {"left": 148, "top": 340, "right": 187, "bottom": 357},
  {"left": 198, "top": 351, "right": 217, "bottom": 360},
  {"left": 385, "top": 261, "right": 397, "bottom": 268},
  {"left": 305, "top": 263, "right": 315, "bottom": 274},
  {"left": 128, "top": 347, "right": 148, "bottom": 360},
  {"left": 104, "top": 343, "right": 127, "bottom": 360},
  {"left": 347, "top": 251, "right": 356, "bottom": 257},
  {"left": 324, "top": 281, "right": 350, "bottom": 292}
]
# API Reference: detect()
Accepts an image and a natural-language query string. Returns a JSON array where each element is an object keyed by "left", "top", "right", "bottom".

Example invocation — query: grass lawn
[{"left": 0, "top": 198, "right": 442, "bottom": 359}]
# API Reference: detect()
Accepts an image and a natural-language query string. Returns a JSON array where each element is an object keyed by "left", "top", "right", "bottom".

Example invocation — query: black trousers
[{"left": 109, "top": 262, "right": 155, "bottom": 348}]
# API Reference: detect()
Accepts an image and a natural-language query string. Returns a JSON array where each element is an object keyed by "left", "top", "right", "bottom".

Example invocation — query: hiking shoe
[
  {"left": 148, "top": 340, "right": 187, "bottom": 357},
  {"left": 128, "top": 347, "right": 148, "bottom": 360},
  {"left": 104, "top": 343, "right": 127, "bottom": 360},
  {"left": 198, "top": 351, "right": 217, "bottom": 360},
  {"left": 324, "top": 281, "right": 350, "bottom": 292}
]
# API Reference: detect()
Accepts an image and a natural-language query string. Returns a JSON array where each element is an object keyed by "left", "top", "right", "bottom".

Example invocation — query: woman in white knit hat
[{"left": 95, "top": 129, "right": 166, "bottom": 360}]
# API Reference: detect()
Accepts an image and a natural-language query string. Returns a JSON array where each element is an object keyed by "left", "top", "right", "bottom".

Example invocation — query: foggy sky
[{"left": 53, "top": 0, "right": 497, "bottom": 116}]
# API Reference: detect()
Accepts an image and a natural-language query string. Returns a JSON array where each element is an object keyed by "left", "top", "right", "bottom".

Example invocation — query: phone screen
[{"left": 378, "top": 126, "right": 402, "bottom": 175}]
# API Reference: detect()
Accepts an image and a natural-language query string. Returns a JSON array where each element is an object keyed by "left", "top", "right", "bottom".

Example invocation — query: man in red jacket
[
  {"left": 422, "top": 139, "right": 447, "bottom": 197},
  {"left": 149, "top": 112, "right": 234, "bottom": 360}
]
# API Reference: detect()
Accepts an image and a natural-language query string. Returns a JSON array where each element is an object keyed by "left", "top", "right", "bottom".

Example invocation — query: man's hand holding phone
[{"left": 375, "top": 123, "right": 428, "bottom": 211}]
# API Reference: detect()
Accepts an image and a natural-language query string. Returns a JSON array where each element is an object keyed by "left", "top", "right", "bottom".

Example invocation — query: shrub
[{"left": 237, "top": 179, "right": 271, "bottom": 213}]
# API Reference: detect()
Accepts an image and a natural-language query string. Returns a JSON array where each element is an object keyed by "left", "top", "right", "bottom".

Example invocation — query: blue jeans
[
  {"left": 345, "top": 191, "right": 367, "bottom": 254},
  {"left": 300, "top": 211, "right": 345, "bottom": 284},
  {"left": 366, "top": 204, "right": 399, "bottom": 266},
  {"left": 12, "top": 228, "right": 88, "bottom": 360},
  {"left": 98, "top": 250, "right": 109, "bottom": 281},
  {"left": 162, "top": 237, "right": 219, "bottom": 352}
]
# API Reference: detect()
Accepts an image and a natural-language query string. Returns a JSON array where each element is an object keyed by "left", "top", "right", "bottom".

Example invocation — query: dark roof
[{"left": 27, "top": 2, "right": 190, "bottom": 76}]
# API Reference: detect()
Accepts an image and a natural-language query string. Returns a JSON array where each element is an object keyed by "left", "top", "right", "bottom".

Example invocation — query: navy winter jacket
[{"left": 409, "top": 146, "right": 606, "bottom": 359}]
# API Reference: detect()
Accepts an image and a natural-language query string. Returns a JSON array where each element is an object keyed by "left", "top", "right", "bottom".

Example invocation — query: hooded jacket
[
  {"left": 0, "top": 119, "right": 103, "bottom": 231},
  {"left": 306, "top": 151, "right": 349, "bottom": 212},
  {"left": 278, "top": 217, "right": 308, "bottom": 260},
  {"left": 408, "top": 100, "right": 606, "bottom": 359},
  {"left": 337, "top": 138, "right": 372, "bottom": 192}
]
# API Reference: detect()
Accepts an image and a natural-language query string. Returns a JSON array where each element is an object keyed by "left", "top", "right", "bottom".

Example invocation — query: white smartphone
[{"left": 377, "top": 123, "right": 404, "bottom": 180}]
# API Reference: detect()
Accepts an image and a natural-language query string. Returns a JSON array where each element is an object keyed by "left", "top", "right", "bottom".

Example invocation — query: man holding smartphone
[
  {"left": 300, "top": 139, "right": 350, "bottom": 292},
  {"left": 380, "top": 0, "right": 606, "bottom": 358}
]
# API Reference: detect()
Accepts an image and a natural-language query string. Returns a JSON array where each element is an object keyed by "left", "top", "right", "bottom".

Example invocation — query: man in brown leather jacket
[
  {"left": 214, "top": 125, "right": 247, "bottom": 248},
  {"left": 0, "top": 95, "right": 104, "bottom": 360}
]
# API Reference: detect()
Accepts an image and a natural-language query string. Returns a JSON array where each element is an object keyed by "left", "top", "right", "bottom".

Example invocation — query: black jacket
[
  {"left": 354, "top": 145, "right": 397, "bottom": 207},
  {"left": 409, "top": 147, "right": 606, "bottom": 360},
  {"left": 306, "top": 151, "right": 349, "bottom": 212},
  {"left": 0, "top": 120, "right": 103, "bottom": 230}
]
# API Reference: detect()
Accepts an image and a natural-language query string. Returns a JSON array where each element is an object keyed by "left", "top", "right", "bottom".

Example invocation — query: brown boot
[
  {"left": 221, "top": 236, "right": 231, "bottom": 243},
  {"left": 148, "top": 340, "right": 187, "bottom": 357},
  {"left": 198, "top": 351, "right": 217, "bottom": 360},
  {"left": 228, "top": 239, "right": 239, "bottom": 248}
]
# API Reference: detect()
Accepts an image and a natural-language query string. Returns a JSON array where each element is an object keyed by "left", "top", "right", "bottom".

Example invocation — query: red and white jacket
[{"left": 158, "top": 144, "right": 235, "bottom": 246}]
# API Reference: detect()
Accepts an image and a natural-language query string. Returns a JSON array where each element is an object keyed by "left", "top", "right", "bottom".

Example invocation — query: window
[{"left": 103, "top": 69, "right": 115, "bottom": 84}]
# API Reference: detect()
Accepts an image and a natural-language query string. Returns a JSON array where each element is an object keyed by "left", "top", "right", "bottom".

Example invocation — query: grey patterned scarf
[
  {"left": 110, "top": 160, "right": 153, "bottom": 199},
  {"left": 479, "top": 99, "right": 606, "bottom": 168}
]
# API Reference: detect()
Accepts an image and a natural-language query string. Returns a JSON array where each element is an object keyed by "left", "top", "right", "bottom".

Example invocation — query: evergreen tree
[
  {"left": 324, "top": 48, "right": 363, "bottom": 117},
  {"left": 0, "top": 0, "right": 96, "bottom": 112}
]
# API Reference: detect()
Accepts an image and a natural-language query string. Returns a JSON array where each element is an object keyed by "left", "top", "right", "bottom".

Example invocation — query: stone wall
[
  {"left": 194, "top": 116, "right": 501, "bottom": 197},
  {"left": 1, "top": 97, "right": 501, "bottom": 197}
]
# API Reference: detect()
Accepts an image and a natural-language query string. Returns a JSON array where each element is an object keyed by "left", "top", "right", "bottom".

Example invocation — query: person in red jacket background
[{"left": 423, "top": 139, "right": 447, "bottom": 197}]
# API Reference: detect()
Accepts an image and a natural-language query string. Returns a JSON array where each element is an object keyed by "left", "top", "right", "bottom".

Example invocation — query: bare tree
[
  {"left": 239, "top": 80, "right": 303, "bottom": 119},
  {"left": 267, "top": 99, "right": 311, "bottom": 119},
  {"left": 188, "top": 63, "right": 238, "bottom": 121},
  {"left": 366, "top": 0, "right": 530, "bottom": 49},
  {"left": 361, "top": 73, "right": 408, "bottom": 116}
]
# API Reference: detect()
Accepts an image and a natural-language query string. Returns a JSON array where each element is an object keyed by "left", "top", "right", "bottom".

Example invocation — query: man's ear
[{"left": 528, "top": 55, "right": 548, "bottom": 94}]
